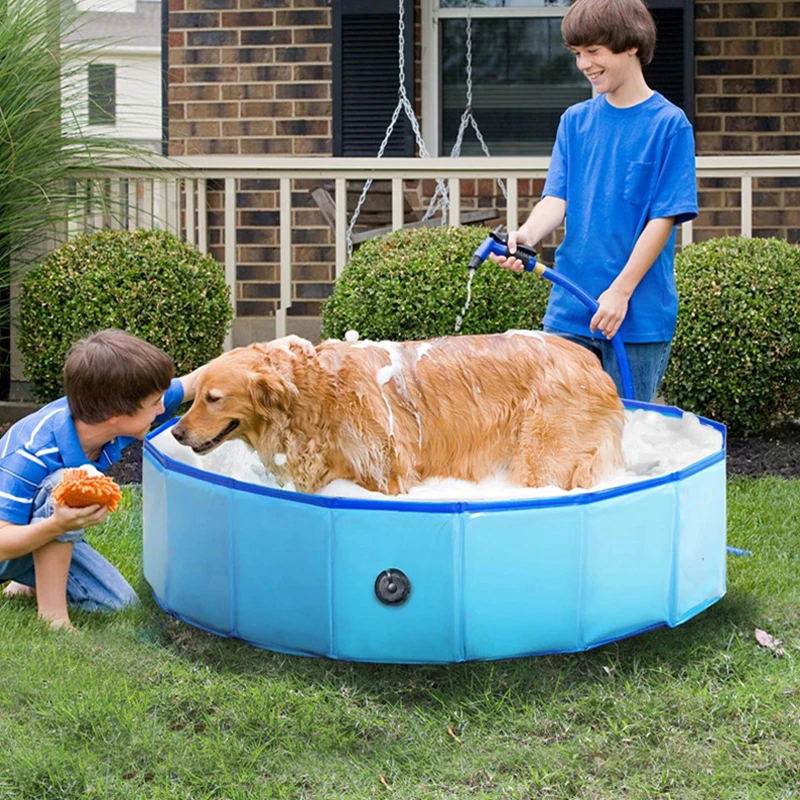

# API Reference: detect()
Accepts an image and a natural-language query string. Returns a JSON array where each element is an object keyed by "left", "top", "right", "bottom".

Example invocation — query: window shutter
[
  {"left": 333, "top": 0, "right": 414, "bottom": 157},
  {"left": 645, "top": 0, "right": 694, "bottom": 124}
]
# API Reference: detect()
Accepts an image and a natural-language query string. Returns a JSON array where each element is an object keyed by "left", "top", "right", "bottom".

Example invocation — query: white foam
[
  {"left": 505, "top": 329, "right": 547, "bottom": 344},
  {"left": 416, "top": 342, "right": 434, "bottom": 361},
  {"left": 154, "top": 409, "right": 723, "bottom": 501}
]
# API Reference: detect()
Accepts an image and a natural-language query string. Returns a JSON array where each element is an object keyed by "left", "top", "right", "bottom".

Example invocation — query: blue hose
[
  {"left": 470, "top": 228, "right": 636, "bottom": 400},
  {"left": 537, "top": 265, "right": 635, "bottom": 400}
]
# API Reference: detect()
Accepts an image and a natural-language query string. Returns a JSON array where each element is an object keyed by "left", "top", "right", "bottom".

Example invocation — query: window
[
  {"left": 88, "top": 63, "right": 116, "bottom": 125},
  {"left": 333, "top": 0, "right": 414, "bottom": 157},
  {"left": 424, "top": 0, "right": 694, "bottom": 156}
]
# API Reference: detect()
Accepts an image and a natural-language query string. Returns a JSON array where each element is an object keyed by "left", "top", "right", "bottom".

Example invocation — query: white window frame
[{"left": 421, "top": 0, "right": 571, "bottom": 157}]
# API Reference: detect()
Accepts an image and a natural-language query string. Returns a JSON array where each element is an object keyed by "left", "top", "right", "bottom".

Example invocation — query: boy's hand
[
  {"left": 268, "top": 335, "right": 315, "bottom": 357},
  {"left": 489, "top": 230, "right": 533, "bottom": 273},
  {"left": 51, "top": 499, "right": 109, "bottom": 533},
  {"left": 591, "top": 286, "right": 630, "bottom": 339}
]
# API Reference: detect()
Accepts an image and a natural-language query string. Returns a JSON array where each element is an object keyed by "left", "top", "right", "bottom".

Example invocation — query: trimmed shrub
[
  {"left": 661, "top": 236, "right": 800, "bottom": 436},
  {"left": 18, "top": 228, "right": 232, "bottom": 402},
  {"left": 320, "top": 226, "right": 550, "bottom": 341}
]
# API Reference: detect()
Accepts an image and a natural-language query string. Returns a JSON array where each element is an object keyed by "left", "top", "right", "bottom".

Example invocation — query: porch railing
[{"left": 72, "top": 154, "right": 800, "bottom": 343}]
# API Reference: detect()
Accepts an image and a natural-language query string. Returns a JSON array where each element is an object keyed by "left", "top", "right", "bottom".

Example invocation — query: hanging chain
[
  {"left": 346, "top": 0, "right": 449, "bottom": 258},
  {"left": 424, "top": 0, "right": 506, "bottom": 224}
]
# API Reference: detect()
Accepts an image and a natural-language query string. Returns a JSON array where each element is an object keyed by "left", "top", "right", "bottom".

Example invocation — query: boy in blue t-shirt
[
  {"left": 0, "top": 329, "right": 207, "bottom": 632},
  {"left": 492, "top": 0, "right": 698, "bottom": 402}
]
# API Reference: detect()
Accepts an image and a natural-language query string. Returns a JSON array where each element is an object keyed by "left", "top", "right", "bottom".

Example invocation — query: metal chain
[
  {"left": 425, "top": 0, "right": 507, "bottom": 224},
  {"left": 346, "top": 0, "right": 448, "bottom": 258}
]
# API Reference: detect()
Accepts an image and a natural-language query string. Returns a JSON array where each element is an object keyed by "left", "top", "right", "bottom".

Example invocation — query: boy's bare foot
[{"left": 3, "top": 581, "right": 36, "bottom": 598}]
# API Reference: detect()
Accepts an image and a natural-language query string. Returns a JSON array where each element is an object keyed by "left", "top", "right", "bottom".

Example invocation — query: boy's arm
[
  {"left": 0, "top": 502, "right": 107, "bottom": 561},
  {"left": 490, "top": 196, "right": 567, "bottom": 272},
  {"left": 32, "top": 540, "right": 74, "bottom": 630},
  {"left": 590, "top": 216, "right": 676, "bottom": 339}
]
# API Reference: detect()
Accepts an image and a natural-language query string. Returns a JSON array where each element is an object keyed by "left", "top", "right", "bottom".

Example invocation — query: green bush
[
  {"left": 320, "top": 226, "right": 550, "bottom": 341},
  {"left": 661, "top": 236, "right": 800, "bottom": 436},
  {"left": 18, "top": 228, "right": 232, "bottom": 402}
]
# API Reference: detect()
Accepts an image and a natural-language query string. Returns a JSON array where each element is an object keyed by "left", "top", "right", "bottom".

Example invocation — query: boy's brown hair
[
  {"left": 562, "top": 0, "right": 656, "bottom": 66},
  {"left": 64, "top": 329, "right": 174, "bottom": 423}
]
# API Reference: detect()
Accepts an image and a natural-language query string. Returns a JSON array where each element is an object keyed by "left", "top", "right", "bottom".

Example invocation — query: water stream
[{"left": 454, "top": 268, "right": 476, "bottom": 333}]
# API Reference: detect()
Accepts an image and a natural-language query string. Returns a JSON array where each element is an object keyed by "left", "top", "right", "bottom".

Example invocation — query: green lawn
[{"left": 1, "top": 478, "right": 798, "bottom": 800}]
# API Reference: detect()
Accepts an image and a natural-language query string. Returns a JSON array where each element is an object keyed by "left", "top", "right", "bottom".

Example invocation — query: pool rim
[{"left": 144, "top": 399, "right": 726, "bottom": 514}]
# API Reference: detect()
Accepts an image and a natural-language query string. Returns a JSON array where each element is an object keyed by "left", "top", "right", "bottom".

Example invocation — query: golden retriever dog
[{"left": 171, "top": 332, "right": 625, "bottom": 494}]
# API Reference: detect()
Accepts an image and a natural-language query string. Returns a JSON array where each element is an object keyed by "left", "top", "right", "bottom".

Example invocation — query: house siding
[{"left": 168, "top": 0, "right": 800, "bottom": 340}]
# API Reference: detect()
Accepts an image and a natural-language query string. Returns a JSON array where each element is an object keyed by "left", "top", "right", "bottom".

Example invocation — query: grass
[{"left": 0, "top": 478, "right": 798, "bottom": 800}]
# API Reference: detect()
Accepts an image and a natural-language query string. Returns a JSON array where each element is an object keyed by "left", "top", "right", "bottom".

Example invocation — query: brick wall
[
  {"left": 168, "top": 0, "right": 800, "bottom": 342},
  {"left": 694, "top": 0, "right": 800, "bottom": 242},
  {"left": 169, "top": 0, "right": 334, "bottom": 342}
]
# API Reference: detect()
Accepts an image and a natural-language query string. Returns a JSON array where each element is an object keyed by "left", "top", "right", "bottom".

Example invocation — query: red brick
[
  {"left": 696, "top": 116, "right": 722, "bottom": 132},
  {"left": 186, "top": 102, "right": 239, "bottom": 119},
  {"left": 221, "top": 11, "right": 277, "bottom": 27},
  {"left": 724, "top": 39, "right": 780, "bottom": 57},
  {"left": 276, "top": 118, "right": 329, "bottom": 136},
  {"left": 240, "top": 138, "right": 292, "bottom": 154},
  {"left": 241, "top": 101, "right": 293, "bottom": 117},
  {"left": 185, "top": 66, "right": 238, "bottom": 82},
  {"left": 171, "top": 85, "right": 220, "bottom": 102},
  {"left": 238, "top": 65, "right": 292, "bottom": 82},
  {"left": 222, "top": 120, "right": 275, "bottom": 137},
  {"left": 292, "top": 137, "right": 331, "bottom": 155},
  {"left": 293, "top": 100, "right": 332, "bottom": 117},
  {"left": 186, "top": 138, "right": 240, "bottom": 155},
  {"left": 172, "top": 48, "right": 221, "bottom": 65},
  {"left": 222, "top": 48, "right": 275, "bottom": 65},
  {"left": 723, "top": 2, "right": 779, "bottom": 17},
  {"left": 237, "top": 265, "right": 279, "bottom": 282},
  {"left": 755, "top": 58, "right": 800, "bottom": 75}
]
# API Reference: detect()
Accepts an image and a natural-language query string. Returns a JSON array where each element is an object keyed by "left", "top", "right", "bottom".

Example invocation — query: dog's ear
[{"left": 248, "top": 354, "right": 299, "bottom": 416}]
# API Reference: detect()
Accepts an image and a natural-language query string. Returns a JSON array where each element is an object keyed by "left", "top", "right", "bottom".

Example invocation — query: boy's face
[
  {"left": 569, "top": 44, "right": 639, "bottom": 97},
  {"left": 110, "top": 390, "right": 166, "bottom": 440}
]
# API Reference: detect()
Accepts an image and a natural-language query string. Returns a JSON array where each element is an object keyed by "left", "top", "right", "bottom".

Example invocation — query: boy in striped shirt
[{"left": 0, "top": 329, "right": 205, "bottom": 632}]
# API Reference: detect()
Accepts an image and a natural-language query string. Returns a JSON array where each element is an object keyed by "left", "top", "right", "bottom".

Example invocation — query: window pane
[
  {"left": 440, "top": 1, "right": 570, "bottom": 8},
  {"left": 441, "top": 17, "right": 589, "bottom": 156},
  {"left": 88, "top": 63, "right": 116, "bottom": 126}
]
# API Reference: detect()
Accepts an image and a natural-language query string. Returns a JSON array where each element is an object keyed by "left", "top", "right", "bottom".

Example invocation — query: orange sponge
[{"left": 52, "top": 468, "right": 122, "bottom": 513}]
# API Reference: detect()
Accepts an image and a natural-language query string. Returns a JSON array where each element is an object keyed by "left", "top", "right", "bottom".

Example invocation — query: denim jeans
[
  {"left": 543, "top": 326, "right": 672, "bottom": 403},
  {"left": 0, "top": 469, "right": 138, "bottom": 611}
]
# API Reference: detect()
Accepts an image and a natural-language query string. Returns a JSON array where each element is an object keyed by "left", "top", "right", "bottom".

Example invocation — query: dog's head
[{"left": 171, "top": 345, "right": 299, "bottom": 454}]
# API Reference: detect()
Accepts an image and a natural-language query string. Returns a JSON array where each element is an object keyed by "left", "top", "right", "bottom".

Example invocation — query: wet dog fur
[{"left": 171, "top": 332, "right": 625, "bottom": 494}]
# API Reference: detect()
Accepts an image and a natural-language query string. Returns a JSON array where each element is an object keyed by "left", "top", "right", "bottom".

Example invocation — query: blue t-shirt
[
  {"left": 0, "top": 378, "right": 184, "bottom": 524},
  {"left": 542, "top": 92, "right": 698, "bottom": 343}
]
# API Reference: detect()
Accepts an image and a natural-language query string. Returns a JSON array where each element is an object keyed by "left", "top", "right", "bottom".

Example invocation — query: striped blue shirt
[{"left": 0, "top": 378, "right": 184, "bottom": 524}]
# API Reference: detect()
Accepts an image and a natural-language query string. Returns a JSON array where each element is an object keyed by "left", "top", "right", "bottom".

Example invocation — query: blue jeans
[
  {"left": 0, "top": 470, "right": 137, "bottom": 611},
  {"left": 543, "top": 326, "right": 672, "bottom": 403}
]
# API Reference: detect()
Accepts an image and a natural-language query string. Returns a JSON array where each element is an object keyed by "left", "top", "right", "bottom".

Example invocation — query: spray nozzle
[{"left": 469, "top": 225, "right": 538, "bottom": 272}]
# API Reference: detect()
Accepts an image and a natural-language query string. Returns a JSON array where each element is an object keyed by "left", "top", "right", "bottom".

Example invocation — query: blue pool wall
[{"left": 142, "top": 400, "right": 727, "bottom": 664}]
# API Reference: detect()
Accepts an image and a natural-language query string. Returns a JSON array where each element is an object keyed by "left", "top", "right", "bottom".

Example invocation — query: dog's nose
[{"left": 172, "top": 425, "right": 186, "bottom": 443}]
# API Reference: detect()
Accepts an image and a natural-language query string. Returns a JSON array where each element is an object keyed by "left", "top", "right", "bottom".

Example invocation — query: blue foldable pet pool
[{"left": 142, "top": 400, "right": 726, "bottom": 664}]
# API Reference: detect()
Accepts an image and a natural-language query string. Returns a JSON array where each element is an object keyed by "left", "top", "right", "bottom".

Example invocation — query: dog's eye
[{"left": 205, "top": 392, "right": 223, "bottom": 404}]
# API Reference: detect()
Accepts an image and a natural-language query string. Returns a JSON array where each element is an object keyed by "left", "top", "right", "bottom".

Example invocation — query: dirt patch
[{"left": 726, "top": 423, "right": 800, "bottom": 479}]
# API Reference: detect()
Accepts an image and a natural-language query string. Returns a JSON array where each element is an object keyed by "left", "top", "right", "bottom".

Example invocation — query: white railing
[{"left": 72, "top": 154, "right": 800, "bottom": 343}]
